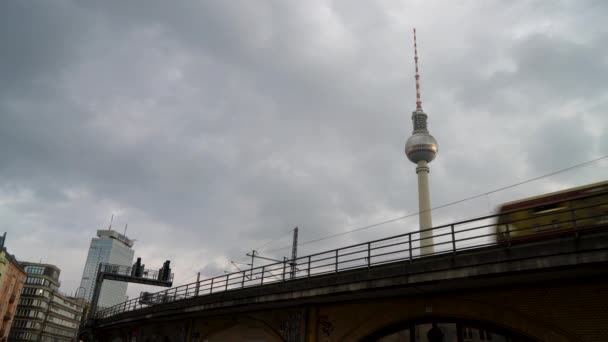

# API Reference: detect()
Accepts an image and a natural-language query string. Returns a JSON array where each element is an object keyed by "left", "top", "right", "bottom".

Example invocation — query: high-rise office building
[
  {"left": 10, "top": 262, "right": 85, "bottom": 342},
  {"left": 78, "top": 230, "right": 134, "bottom": 310}
]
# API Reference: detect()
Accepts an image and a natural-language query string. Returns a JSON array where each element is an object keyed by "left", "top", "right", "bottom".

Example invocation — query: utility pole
[
  {"left": 290, "top": 227, "right": 298, "bottom": 279},
  {"left": 195, "top": 272, "right": 200, "bottom": 296},
  {"left": 250, "top": 250, "right": 257, "bottom": 279},
  {"left": 246, "top": 227, "right": 299, "bottom": 280}
]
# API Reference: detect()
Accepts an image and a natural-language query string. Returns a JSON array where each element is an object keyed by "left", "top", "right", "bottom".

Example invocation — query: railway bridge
[{"left": 84, "top": 209, "right": 608, "bottom": 342}]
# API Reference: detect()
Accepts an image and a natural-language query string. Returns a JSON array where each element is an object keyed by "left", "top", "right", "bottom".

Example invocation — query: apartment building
[
  {"left": 0, "top": 244, "right": 26, "bottom": 341},
  {"left": 9, "top": 263, "right": 84, "bottom": 342}
]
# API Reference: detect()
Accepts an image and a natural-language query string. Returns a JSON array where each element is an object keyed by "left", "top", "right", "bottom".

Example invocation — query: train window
[{"left": 533, "top": 204, "right": 566, "bottom": 215}]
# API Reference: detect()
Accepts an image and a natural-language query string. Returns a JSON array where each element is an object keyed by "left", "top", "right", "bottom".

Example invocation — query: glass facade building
[{"left": 78, "top": 230, "right": 135, "bottom": 310}]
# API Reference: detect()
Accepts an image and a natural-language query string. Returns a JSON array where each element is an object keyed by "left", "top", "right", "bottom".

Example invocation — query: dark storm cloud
[
  {"left": 0, "top": 0, "right": 606, "bottom": 295},
  {"left": 0, "top": 2, "right": 91, "bottom": 95}
]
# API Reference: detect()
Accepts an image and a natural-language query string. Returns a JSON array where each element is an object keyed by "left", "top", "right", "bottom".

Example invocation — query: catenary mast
[{"left": 405, "top": 28, "right": 439, "bottom": 255}]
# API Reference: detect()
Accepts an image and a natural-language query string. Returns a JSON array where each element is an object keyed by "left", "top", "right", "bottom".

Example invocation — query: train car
[{"left": 496, "top": 180, "right": 608, "bottom": 243}]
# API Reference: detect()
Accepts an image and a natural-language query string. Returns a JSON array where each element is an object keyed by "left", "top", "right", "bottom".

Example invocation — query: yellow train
[{"left": 496, "top": 180, "right": 608, "bottom": 242}]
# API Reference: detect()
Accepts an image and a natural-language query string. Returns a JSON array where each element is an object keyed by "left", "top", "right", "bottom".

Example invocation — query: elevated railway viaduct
[{"left": 87, "top": 227, "right": 608, "bottom": 342}]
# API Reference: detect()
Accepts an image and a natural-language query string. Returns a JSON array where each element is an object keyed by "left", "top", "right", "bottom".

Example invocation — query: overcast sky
[{"left": 1, "top": 1, "right": 607, "bottom": 298}]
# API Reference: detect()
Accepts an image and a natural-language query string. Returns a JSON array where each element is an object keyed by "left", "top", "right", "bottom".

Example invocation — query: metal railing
[{"left": 96, "top": 192, "right": 608, "bottom": 319}]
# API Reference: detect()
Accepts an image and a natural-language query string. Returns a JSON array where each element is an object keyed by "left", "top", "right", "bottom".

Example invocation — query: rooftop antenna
[
  {"left": 413, "top": 28, "right": 423, "bottom": 111},
  {"left": 108, "top": 214, "right": 114, "bottom": 231},
  {"left": 123, "top": 223, "right": 128, "bottom": 237}
]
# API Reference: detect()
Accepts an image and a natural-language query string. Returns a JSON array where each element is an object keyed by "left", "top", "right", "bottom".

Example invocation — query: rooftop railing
[{"left": 96, "top": 191, "right": 608, "bottom": 319}]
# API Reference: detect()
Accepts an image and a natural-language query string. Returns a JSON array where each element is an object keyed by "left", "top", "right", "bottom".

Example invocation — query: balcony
[{"left": 3, "top": 313, "right": 11, "bottom": 321}]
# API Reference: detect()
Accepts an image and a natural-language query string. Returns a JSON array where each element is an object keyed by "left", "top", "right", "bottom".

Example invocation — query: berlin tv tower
[{"left": 405, "top": 28, "right": 438, "bottom": 255}]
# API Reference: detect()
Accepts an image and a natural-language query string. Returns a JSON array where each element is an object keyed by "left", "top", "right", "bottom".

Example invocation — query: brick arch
[
  {"left": 339, "top": 298, "right": 578, "bottom": 341},
  {"left": 120, "top": 320, "right": 188, "bottom": 342},
  {"left": 360, "top": 317, "right": 536, "bottom": 342},
  {"left": 109, "top": 332, "right": 130, "bottom": 342},
  {"left": 201, "top": 315, "right": 284, "bottom": 342}
]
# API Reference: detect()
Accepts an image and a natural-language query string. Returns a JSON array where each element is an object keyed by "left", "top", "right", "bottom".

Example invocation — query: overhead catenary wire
[
  {"left": 172, "top": 227, "right": 296, "bottom": 287},
  {"left": 252, "top": 228, "right": 297, "bottom": 252},
  {"left": 173, "top": 153, "right": 607, "bottom": 287},
  {"left": 265, "top": 154, "right": 608, "bottom": 253}
]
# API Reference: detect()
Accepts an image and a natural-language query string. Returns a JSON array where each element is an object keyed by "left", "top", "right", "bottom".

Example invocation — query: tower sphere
[{"left": 405, "top": 131, "right": 438, "bottom": 164}]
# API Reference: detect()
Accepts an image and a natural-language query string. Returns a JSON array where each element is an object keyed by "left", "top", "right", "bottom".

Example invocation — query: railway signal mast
[{"left": 405, "top": 28, "right": 439, "bottom": 255}]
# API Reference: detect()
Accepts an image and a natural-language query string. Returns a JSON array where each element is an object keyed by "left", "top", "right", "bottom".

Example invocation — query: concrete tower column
[{"left": 416, "top": 160, "right": 434, "bottom": 255}]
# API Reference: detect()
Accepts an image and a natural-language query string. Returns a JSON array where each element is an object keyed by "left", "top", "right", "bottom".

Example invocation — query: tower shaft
[{"left": 416, "top": 161, "right": 434, "bottom": 255}]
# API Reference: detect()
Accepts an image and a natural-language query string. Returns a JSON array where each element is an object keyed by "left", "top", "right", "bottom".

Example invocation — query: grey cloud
[
  {"left": 0, "top": 0, "right": 606, "bottom": 296},
  {"left": 452, "top": 32, "right": 608, "bottom": 113}
]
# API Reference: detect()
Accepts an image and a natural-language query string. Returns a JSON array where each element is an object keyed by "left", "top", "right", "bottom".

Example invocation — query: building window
[
  {"left": 22, "top": 287, "right": 51, "bottom": 298},
  {"left": 25, "top": 277, "right": 50, "bottom": 286},
  {"left": 15, "top": 308, "right": 45, "bottom": 319},
  {"left": 12, "top": 319, "right": 42, "bottom": 329},
  {"left": 24, "top": 266, "right": 46, "bottom": 275},
  {"left": 19, "top": 297, "right": 49, "bottom": 309},
  {"left": 9, "top": 331, "right": 39, "bottom": 340}
]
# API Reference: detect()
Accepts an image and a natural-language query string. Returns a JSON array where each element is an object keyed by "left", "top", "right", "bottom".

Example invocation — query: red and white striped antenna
[{"left": 413, "top": 28, "right": 423, "bottom": 110}]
